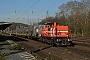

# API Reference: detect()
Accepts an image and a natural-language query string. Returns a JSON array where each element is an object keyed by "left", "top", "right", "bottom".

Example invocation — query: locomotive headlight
[
  {"left": 68, "top": 39, "right": 72, "bottom": 41},
  {"left": 59, "top": 39, "right": 61, "bottom": 41},
  {"left": 57, "top": 39, "right": 61, "bottom": 42},
  {"left": 57, "top": 39, "right": 58, "bottom": 42}
]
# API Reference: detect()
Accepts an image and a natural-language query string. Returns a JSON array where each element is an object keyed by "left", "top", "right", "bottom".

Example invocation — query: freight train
[
  {"left": 10, "top": 22, "right": 72, "bottom": 46},
  {"left": 39, "top": 22, "right": 72, "bottom": 46}
]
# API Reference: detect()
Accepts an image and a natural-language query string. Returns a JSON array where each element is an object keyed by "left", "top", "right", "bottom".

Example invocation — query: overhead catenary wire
[
  {"left": 37, "top": 1, "right": 64, "bottom": 20},
  {"left": 17, "top": 0, "right": 65, "bottom": 23},
  {"left": 34, "top": 11, "right": 56, "bottom": 20},
  {"left": 19, "top": 0, "right": 40, "bottom": 18},
  {"left": 9, "top": 0, "right": 31, "bottom": 22},
  {"left": 17, "top": 0, "right": 32, "bottom": 13},
  {"left": 17, "top": 0, "right": 63, "bottom": 20}
]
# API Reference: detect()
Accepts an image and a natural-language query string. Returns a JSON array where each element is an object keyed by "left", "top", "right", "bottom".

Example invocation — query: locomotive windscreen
[{"left": 44, "top": 22, "right": 58, "bottom": 25}]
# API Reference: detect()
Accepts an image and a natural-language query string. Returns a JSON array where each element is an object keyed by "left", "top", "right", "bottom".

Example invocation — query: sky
[{"left": 0, "top": 0, "right": 76, "bottom": 24}]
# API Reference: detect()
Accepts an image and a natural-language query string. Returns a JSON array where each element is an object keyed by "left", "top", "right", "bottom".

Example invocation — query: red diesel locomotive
[{"left": 40, "top": 22, "right": 72, "bottom": 46}]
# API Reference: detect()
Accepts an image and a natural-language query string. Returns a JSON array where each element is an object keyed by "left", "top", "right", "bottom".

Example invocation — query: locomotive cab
[{"left": 41, "top": 22, "right": 72, "bottom": 46}]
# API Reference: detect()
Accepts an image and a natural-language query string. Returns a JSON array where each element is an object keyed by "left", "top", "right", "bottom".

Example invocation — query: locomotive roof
[{"left": 44, "top": 22, "right": 58, "bottom": 25}]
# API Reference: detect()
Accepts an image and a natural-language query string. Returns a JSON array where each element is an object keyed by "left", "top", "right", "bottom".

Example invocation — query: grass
[
  {"left": 10, "top": 44, "right": 22, "bottom": 50},
  {"left": 0, "top": 51, "right": 7, "bottom": 60}
]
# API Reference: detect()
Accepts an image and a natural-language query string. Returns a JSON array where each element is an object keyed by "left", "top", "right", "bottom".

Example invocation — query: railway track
[
  {"left": 18, "top": 42, "right": 49, "bottom": 60},
  {"left": 2, "top": 34, "right": 90, "bottom": 60},
  {"left": 72, "top": 36, "right": 90, "bottom": 47},
  {"left": 73, "top": 41, "right": 90, "bottom": 47}
]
